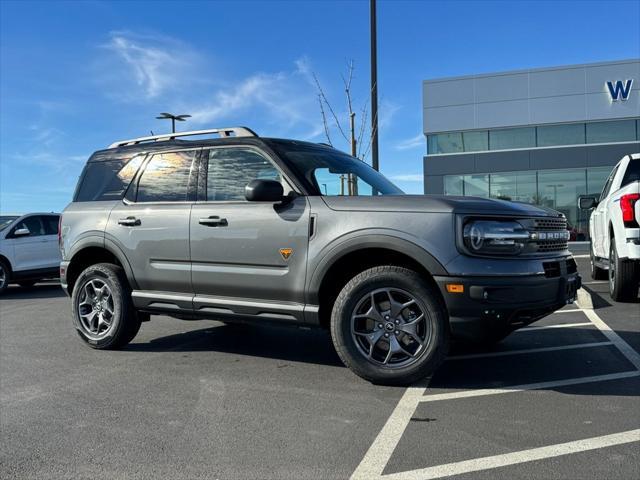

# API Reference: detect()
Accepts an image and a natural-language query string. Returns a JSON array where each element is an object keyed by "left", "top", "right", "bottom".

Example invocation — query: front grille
[
  {"left": 533, "top": 217, "right": 567, "bottom": 231},
  {"left": 530, "top": 217, "right": 568, "bottom": 253}
]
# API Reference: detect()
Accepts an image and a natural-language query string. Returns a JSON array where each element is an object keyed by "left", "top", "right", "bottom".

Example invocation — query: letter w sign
[{"left": 606, "top": 79, "right": 633, "bottom": 101}]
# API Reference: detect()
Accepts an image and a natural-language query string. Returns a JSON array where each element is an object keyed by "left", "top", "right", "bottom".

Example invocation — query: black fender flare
[
  {"left": 306, "top": 232, "right": 447, "bottom": 305},
  {"left": 67, "top": 236, "right": 139, "bottom": 290}
]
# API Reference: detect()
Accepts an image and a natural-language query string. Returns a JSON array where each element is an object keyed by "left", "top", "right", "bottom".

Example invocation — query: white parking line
[
  {"left": 351, "top": 307, "right": 640, "bottom": 480},
  {"left": 555, "top": 308, "right": 583, "bottom": 313},
  {"left": 420, "top": 371, "right": 640, "bottom": 402},
  {"left": 448, "top": 341, "right": 612, "bottom": 361},
  {"left": 350, "top": 387, "right": 427, "bottom": 479},
  {"left": 571, "top": 254, "right": 590, "bottom": 258},
  {"left": 582, "top": 308, "right": 640, "bottom": 370},
  {"left": 518, "top": 321, "right": 592, "bottom": 332},
  {"left": 379, "top": 429, "right": 640, "bottom": 480}
]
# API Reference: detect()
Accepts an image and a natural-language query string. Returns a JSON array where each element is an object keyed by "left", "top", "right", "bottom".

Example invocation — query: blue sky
[{"left": 1, "top": 0, "right": 639, "bottom": 213}]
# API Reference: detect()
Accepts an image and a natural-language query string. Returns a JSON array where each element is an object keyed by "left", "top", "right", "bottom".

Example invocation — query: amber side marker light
[{"left": 446, "top": 284, "right": 464, "bottom": 293}]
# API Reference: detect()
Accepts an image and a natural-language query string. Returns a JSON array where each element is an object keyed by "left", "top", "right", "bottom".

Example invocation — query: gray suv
[{"left": 60, "top": 127, "right": 580, "bottom": 385}]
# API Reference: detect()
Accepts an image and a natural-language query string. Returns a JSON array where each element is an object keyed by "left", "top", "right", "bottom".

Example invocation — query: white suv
[
  {"left": 581, "top": 153, "right": 640, "bottom": 301},
  {"left": 0, "top": 213, "right": 61, "bottom": 293}
]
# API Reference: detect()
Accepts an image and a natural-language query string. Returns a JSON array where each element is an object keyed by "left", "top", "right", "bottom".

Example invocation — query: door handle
[
  {"left": 118, "top": 216, "right": 141, "bottom": 227},
  {"left": 199, "top": 216, "right": 228, "bottom": 227}
]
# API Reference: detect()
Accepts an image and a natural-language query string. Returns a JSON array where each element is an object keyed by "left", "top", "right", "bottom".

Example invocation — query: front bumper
[{"left": 434, "top": 265, "right": 581, "bottom": 342}]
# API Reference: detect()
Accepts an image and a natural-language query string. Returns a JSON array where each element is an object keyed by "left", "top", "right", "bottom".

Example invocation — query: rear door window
[
  {"left": 42, "top": 215, "right": 60, "bottom": 235},
  {"left": 136, "top": 151, "right": 196, "bottom": 203}
]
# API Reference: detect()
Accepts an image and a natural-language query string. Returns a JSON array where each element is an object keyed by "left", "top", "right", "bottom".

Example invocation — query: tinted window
[
  {"left": 42, "top": 215, "right": 60, "bottom": 235},
  {"left": 462, "top": 131, "right": 488, "bottom": 152},
  {"left": 489, "top": 127, "right": 535, "bottom": 150},
  {"left": 621, "top": 159, "right": 640, "bottom": 188},
  {"left": 12, "top": 216, "right": 45, "bottom": 237},
  {"left": 586, "top": 120, "right": 636, "bottom": 144},
  {"left": 75, "top": 156, "right": 144, "bottom": 202},
  {"left": 136, "top": 151, "right": 195, "bottom": 202},
  {"left": 537, "top": 123, "right": 585, "bottom": 147},
  {"left": 206, "top": 148, "right": 283, "bottom": 201},
  {"left": 427, "top": 133, "right": 463, "bottom": 154}
]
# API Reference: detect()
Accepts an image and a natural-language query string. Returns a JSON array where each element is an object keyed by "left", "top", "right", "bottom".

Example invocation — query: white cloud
[
  {"left": 101, "top": 31, "right": 203, "bottom": 100},
  {"left": 389, "top": 173, "right": 424, "bottom": 182},
  {"left": 395, "top": 133, "right": 425, "bottom": 150}
]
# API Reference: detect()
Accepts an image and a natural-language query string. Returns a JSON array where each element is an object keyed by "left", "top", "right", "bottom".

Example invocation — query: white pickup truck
[{"left": 580, "top": 153, "right": 640, "bottom": 302}]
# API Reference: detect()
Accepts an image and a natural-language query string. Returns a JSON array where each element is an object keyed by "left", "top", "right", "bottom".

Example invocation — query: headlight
[{"left": 462, "top": 220, "right": 529, "bottom": 256}]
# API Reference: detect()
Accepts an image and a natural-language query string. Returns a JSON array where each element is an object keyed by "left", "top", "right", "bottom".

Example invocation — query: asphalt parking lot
[{"left": 1, "top": 259, "right": 638, "bottom": 480}]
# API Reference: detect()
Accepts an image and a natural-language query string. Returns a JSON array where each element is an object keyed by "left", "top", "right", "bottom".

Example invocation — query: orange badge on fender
[{"left": 279, "top": 248, "right": 293, "bottom": 261}]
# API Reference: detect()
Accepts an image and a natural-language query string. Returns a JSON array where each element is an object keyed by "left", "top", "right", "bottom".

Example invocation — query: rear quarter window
[{"left": 74, "top": 155, "right": 144, "bottom": 202}]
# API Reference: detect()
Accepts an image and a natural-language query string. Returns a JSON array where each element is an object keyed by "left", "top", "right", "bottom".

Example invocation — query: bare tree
[{"left": 313, "top": 60, "right": 375, "bottom": 195}]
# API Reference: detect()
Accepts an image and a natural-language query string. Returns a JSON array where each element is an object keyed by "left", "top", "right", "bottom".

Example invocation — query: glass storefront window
[
  {"left": 586, "top": 120, "right": 636, "bottom": 144},
  {"left": 587, "top": 166, "right": 613, "bottom": 196},
  {"left": 537, "top": 169, "right": 587, "bottom": 239},
  {"left": 444, "top": 175, "right": 464, "bottom": 195},
  {"left": 462, "top": 131, "right": 488, "bottom": 152},
  {"left": 427, "top": 133, "right": 463, "bottom": 154},
  {"left": 537, "top": 123, "right": 585, "bottom": 147},
  {"left": 463, "top": 174, "right": 489, "bottom": 197},
  {"left": 490, "top": 171, "right": 536, "bottom": 203},
  {"left": 489, "top": 127, "right": 535, "bottom": 150}
]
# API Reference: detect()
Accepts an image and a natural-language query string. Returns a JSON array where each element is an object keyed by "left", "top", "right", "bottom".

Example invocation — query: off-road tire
[
  {"left": 609, "top": 239, "right": 639, "bottom": 302},
  {"left": 330, "top": 266, "right": 449, "bottom": 386},
  {"left": 72, "top": 263, "right": 141, "bottom": 349}
]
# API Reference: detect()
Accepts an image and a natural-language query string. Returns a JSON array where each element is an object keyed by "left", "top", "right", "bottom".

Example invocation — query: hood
[{"left": 321, "top": 195, "right": 563, "bottom": 217}]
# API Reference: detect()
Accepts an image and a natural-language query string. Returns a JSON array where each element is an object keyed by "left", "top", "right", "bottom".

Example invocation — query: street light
[{"left": 156, "top": 112, "right": 191, "bottom": 133}]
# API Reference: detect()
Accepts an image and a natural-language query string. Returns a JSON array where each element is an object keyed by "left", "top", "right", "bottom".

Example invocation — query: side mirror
[
  {"left": 13, "top": 228, "right": 30, "bottom": 237},
  {"left": 245, "top": 179, "right": 284, "bottom": 202},
  {"left": 579, "top": 196, "right": 598, "bottom": 210}
]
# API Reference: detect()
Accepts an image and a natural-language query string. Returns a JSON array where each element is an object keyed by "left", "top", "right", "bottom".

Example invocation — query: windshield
[
  {"left": 0, "top": 216, "right": 19, "bottom": 231},
  {"left": 273, "top": 143, "right": 404, "bottom": 196}
]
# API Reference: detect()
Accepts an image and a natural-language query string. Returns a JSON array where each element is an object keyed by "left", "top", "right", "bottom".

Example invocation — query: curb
[{"left": 575, "top": 287, "right": 594, "bottom": 310}]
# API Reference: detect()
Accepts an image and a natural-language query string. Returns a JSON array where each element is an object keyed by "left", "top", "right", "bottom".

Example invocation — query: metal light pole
[
  {"left": 370, "top": 0, "right": 379, "bottom": 172},
  {"left": 156, "top": 113, "right": 191, "bottom": 133}
]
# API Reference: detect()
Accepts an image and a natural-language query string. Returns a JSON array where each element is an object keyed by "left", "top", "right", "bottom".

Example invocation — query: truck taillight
[{"left": 620, "top": 193, "right": 640, "bottom": 227}]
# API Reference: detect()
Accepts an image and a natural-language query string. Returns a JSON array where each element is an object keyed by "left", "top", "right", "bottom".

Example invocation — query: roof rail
[{"left": 108, "top": 127, "right": 258, "bottom": 149}]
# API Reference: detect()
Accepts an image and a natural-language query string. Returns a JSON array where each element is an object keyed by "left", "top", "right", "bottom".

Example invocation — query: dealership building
[{"left": 422, "top": 59, "right": 640, "bottom": 239}]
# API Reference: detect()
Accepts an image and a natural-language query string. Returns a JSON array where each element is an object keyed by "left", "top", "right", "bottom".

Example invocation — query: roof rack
[{"left": 108, "top": 127, "right": 258, "bottom": 149}]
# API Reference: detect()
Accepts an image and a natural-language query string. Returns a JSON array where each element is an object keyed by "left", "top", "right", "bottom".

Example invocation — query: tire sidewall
[
  {"left": 71, "top": 264, "right": 127, "bottom": 349},
  {"left": 331, "top": 267, "right": 448, "bottom": 385},
  {"left": 0, "top": 260, "right": 10, "bottom": 293}
]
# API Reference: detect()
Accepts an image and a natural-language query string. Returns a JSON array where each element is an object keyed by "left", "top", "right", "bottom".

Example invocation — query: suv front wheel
[
  {"left": 330, "top": 266, "right": 449, "bottom": 385},
  {"left": 72, "top": 263, "right": 141, "bottom": 349}
]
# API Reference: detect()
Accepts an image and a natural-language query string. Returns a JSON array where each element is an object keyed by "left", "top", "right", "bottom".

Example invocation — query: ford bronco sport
[{"left": 60, "top": 127, "right": 580, "bottom": 385}]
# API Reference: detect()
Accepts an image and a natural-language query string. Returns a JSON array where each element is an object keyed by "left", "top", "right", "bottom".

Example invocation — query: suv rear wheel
[
  {"left": 72, "top": 263, "right": 141, "bottom": 349},
  {"left": 330, "top": 266, "right": 449, "bottom": 385},
  {"left": 609, "top": 238, "right": 639, "bottom": 302}
]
